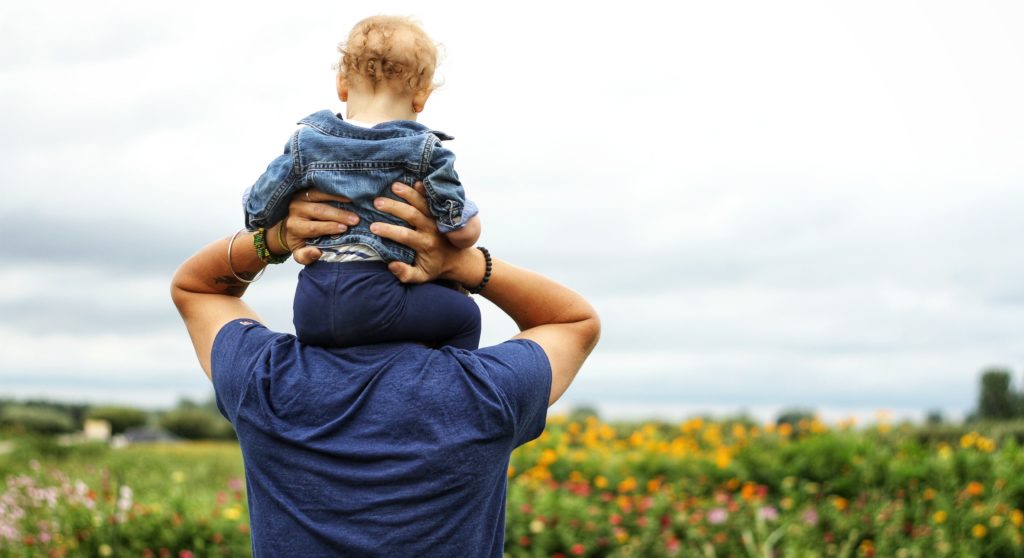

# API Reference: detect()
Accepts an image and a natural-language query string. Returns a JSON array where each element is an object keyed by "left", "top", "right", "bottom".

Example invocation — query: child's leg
[
  {"left": 384, "top": 281, "right": 481, "bottom": 350},
  {"left": 293, "top": 261, "right": 480, "bottom": 349}
]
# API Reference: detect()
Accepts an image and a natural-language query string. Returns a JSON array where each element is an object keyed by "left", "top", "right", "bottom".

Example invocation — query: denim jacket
[{"left": 243, "top": 110, "right": 477, "bottom": 264}]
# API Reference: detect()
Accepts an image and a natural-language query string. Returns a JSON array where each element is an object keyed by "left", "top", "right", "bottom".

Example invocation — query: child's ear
[
  {"left": 412, "top": 88, "right": 432, "bottom": 113},
  {"left": 336, "top": 74, "right": 349, "bottom": 102}
]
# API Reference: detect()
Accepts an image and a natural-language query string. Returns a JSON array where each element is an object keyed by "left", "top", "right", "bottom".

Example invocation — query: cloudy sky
[{"left": 1, "top": 0, "right": 1021, "bottom": 422}]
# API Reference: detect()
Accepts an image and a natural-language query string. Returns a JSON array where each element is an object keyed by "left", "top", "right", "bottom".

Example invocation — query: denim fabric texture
[{"left": 243, "top": 110, "right": 478, "bottom": 264}]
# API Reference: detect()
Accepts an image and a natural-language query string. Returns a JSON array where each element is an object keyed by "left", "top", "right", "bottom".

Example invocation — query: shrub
[
  {"left": 0, "top": 405, "right": 75, "bottom": 435},
  {"left": 88, "top": 406, "right": 149, "bottom": 434},
  {"left": 160, "top": 408, "right": 234, "bottom": 440}
]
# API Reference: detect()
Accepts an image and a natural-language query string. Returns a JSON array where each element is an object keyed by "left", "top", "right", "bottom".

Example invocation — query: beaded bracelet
[
  {"left": 253, "top": 227, "right": 290, "bottom": 265},
  {"left": 467, "top": 246, "right": 492, "bottom": 294}
]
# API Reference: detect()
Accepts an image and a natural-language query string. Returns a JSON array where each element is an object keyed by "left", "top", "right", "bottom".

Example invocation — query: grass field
[{"left": 3, "top": 417, "right": 1024, "bottom": 557}]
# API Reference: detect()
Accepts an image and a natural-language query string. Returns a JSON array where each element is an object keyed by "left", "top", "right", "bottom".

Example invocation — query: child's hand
[
  {"left": 283, "top": 189, "right": 358, "bottom": 265},
  {"left": 445, "top": 215, "right": 481, "bottom": 249}
]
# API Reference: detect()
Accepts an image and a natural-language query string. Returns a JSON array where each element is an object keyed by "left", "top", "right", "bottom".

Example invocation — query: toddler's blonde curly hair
[{"left": 337, "top": 15, "right": 439, "bottom": 94}]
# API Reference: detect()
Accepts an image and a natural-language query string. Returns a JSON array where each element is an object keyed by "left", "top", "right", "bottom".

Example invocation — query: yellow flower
[
  {"left": 714, "top": 449, "right": 731, "bottom": 469},
  {"left": 1012, "top": 510, "right": 1024, "bottom": 527},
  {"left": 99, "top": 545, "right": 113, "bottom": 557},
  {"left": 976, "top": 437, "right": 996, "bottom": 453},
  {"left": 960, "top": 432, "right": 978, "bottom": 449},
  {"left": 594, "top": 475, "right": 608, "bottom": 489},
  {"left": 933, "top": 510, "right": 948, "bottom": 524},
  {"left": 617, "top": 477, "right": 637, "bottom": 493},
  {"left": 990, "top": 515, "right": 1004, "bottom": 528},
  {"left": 529, "top": 519, "right": 545, "bottom": 534},
  {"left": 972, "top": 524, "right": 987, "bottom": 539},
  {"left": 224, "top": 506, "right": 243, "bottom": 521},
  {"left": 172, "top": 471, "right": 186, "bottom": 483}
]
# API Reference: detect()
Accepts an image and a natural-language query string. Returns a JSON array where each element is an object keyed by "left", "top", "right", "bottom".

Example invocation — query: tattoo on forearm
[{"left": 214, "top": 274, "right": 256, "bottom": 297}]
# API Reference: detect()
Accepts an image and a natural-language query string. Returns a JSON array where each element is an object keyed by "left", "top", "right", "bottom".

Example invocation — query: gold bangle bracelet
[{"left": 276, "top": 218, "right": 291, "bottom": 254}]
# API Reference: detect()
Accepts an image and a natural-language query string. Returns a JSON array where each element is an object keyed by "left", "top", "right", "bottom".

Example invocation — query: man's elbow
[
  {"left": 169, "top": 266, "right": 191, "bottom": 313},
  {"left": 579, "top": 308, "right": 601, "bottom": 355}
]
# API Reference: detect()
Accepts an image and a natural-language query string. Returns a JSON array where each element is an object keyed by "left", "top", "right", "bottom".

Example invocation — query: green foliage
[
  {"left": 88, "top": 406, "right": 150, "bottom": 434},
  {"left": 979, "top": 368, "right": 1018, "bottom": 420},
  {"left": 0, "top": 441, "right": 249, "bottom": 557},
  {"left": 775, "top": 407, "right": 816, "bottom": 427},
  {"left": 0, "top": 405, "right": 75, "bottom": 435},
  {"left": 160, "top": 408, "right": 234, "bottom": 440}
]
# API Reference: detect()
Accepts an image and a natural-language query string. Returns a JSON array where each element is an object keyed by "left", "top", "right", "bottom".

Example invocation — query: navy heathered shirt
[{"left": 211, "top": 319, "right": 551, "bottom": 557}]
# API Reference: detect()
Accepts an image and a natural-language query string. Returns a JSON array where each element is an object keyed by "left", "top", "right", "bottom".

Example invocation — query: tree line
[
  {"left": 0, "top": 397, "right": 235, "bottom": 440},
  {"left": 2, "top": 367, "right": 1022, "bottom": 439}
]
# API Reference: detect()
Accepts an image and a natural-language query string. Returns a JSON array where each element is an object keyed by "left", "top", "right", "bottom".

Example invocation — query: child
[{"left": 243, "top": 15, "right": 482, "bottom": 350}]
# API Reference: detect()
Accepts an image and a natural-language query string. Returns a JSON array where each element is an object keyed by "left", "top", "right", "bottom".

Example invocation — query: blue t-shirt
[{"left": 212, "top": 319, "right": 551, "bottom": 557}]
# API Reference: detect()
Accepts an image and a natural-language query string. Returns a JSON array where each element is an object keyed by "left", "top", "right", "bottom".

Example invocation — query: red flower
[
  {"left": 571, "top": 543, "right": 586, "bottom": 555},
  {"left": 179, "top": 551, "right": 195, "bottom": 558}
]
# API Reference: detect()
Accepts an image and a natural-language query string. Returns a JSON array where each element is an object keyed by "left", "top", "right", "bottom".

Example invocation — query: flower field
[{"left": 3, "top": 416, "right": 1024, "bottom": 557}]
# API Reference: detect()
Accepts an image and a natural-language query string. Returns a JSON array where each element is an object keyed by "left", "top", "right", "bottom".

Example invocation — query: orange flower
[
  {"left": 966, "top": 482, "right": 984, "bottom": 497},
  {"left": 972, "top": 524, "right": 987, "bottom": 539}
]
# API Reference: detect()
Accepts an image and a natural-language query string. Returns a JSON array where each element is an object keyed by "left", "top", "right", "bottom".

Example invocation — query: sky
[{"left": 1, "top": 0, "right": 1022, "bottom": 422}]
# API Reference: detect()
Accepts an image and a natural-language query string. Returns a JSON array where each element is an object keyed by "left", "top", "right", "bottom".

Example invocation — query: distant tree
[
  {"left": 0, "top": 405, "right": 76, "bottom": 435},
  {"left": 20, "top": 399, "right": 90, "bottom": 429},
  {"left": 977, "top": 368, "right": 1017, "bottom": 420},
  {"left": 776, "top": 408, "right": 815, "bottom": 427},
  {"left": 925, "top": 410, "right": 945, "bottom": 425},
  {"left": 87, "top": 406, "right": 149, "bottom": 434},
  {"left": 160, "top": 408, "right": 234, "bottom": 440},
  {"left": 568, "top": 404, "right": 600, "bottom": 423}
]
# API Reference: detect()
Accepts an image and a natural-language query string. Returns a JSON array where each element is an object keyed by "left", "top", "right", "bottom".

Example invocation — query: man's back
[{"left": 212, "top": 319, "right": 550, "bottom": 557}]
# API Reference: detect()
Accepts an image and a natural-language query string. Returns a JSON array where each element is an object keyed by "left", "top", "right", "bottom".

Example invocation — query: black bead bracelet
[{"left": 467, "top": 246, "right": 492, "bottom": 294}]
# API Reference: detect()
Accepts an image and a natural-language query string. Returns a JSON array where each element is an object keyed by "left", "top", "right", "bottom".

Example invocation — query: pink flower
[
  {"left": 758, "top": 506, "right": 779, "bottom": 521},
  {"left": 708, "top": 508, "right": 728, "bottom": 525},
  {"left": 802, "top": 508, "right": 819, "bottom": 525},
  {"left": 179, "top": 551, "right": 194, "bottom": 558}
]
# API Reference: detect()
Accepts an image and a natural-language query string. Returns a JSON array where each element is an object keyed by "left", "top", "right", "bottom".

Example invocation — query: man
[{"left": 171, "top": 183, "right": 600, "bottom": 556}]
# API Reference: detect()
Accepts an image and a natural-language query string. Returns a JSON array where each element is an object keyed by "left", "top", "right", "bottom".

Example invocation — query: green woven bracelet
[{"left": 253, "top": 227, "right": 290, "bottom": 265}]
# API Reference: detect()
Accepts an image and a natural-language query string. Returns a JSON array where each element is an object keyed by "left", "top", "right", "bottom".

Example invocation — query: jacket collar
[{"left": 298, "top": 110, "right": 454, "bottom": 141}]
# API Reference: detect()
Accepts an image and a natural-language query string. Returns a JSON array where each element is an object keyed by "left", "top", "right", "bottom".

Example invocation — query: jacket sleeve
[
  {"left": 423, "top": 138, "right": 478, "bottom": 233},
  {"left": 242, "top": 131, "right": 304, "bottom": 231}
]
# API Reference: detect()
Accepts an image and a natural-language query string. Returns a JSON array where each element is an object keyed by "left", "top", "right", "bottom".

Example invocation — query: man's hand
[
  {"left": 282, "top": 189, "right": 359, "bottom": 264},
  {"left": 370, "top": 182, "right": 482, "bottom": 286}
]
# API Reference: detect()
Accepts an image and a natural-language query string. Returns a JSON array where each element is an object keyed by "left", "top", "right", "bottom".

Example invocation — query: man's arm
[
  {"left": 371, "top": 184, "right": 600, "bottom": 406},
  {"left": 171, "top": 191, "right": 357, "bottom": 379}
]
